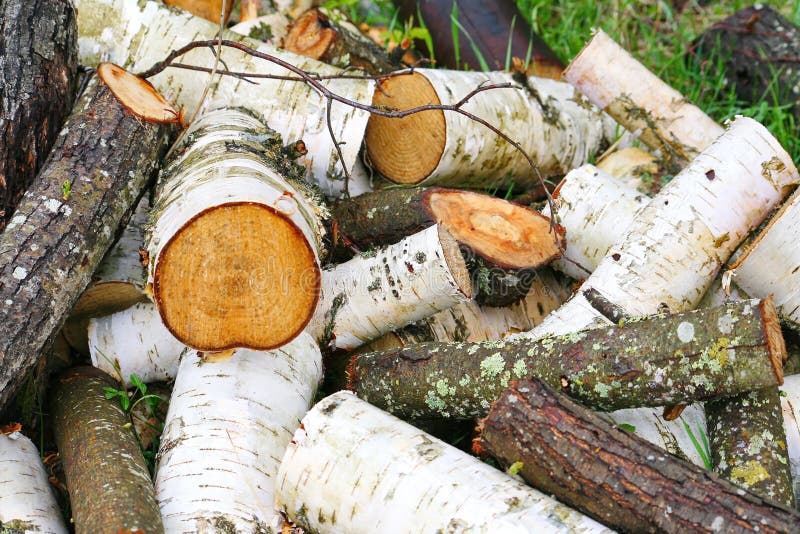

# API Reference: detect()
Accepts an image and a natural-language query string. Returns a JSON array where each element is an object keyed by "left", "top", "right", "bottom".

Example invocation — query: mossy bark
[
  {"left": 477, "top": 378, "right": 800, "bottom": 534},
  {"left": 51, "top": 367, "right": 164, "bottom": 534},
  {"left": 0, "top": 75, "right": 174, "bottom": 412},
  {"left": 348, "top": 299, "right": 784, "bottom": 420}
]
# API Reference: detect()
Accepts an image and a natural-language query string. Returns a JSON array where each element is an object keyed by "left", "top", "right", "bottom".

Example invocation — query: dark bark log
[
  {"left": 465, "top": 253, "right": 537, "bottom": 307},
  {"left": 348, "top": 298, "right": 785, "bottom": 420},
  {"left": 706, "top": 387, "right": 796, "bottom": 508},
  {"left": 0, "top": 0, "right": 77, "bottom": 228},
  {"left": 393, "top": 0, "right": 563, "bottom": 77},
  {"left": 0, "top": 75, "right": 175, "bottom": 413},
  {"left": 51, "top": 367, "right": 164, "bottom": 534},
  {"left": 476, "top": 378, "right": 800, "bottom": 534}
]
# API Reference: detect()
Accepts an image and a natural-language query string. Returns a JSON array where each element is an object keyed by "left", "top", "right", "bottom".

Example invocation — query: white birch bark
[
  {"left": 308, "top": 224, "right": 472, "bottom": 350},
  {"left": 780, "top": 374, "right": 800, "bottom": 506},
  {"left": 596, "top": 146, "right": 660, "bottom": 191},
  {"left": 275, "top": 391, "right": 614, "bottom": 533},
  {"left": 75, "top": 0, "right": 374, "bottom": 197},
  {"left": 564, "top": 29, "right": 724, "bottom": 163},
  {"left": 229, "top": 13, "right": 290, "bottom": 42},
  {"left": 89, "top": 301, "right": 186, "bottom": 387},
  {"left": 154, "top": 333, "right": 322, "bottom": 533},
  {"left": 0, "top": 431, "right": 67, "bottom": 534}
]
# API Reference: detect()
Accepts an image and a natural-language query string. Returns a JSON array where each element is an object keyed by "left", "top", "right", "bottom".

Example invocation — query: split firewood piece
[
  {"left": 163, "top": 0, "right": 234, "bottom": 24},
  {"left": 524, "top": 116, "right": 798, "bottom": 340},
  {"left": 51, "top": 367, "right": 164, "bottom": 534},
  {"left": 564, "top": 29, "right": 724, "bottom": 169},
  {"left": 780, "top": 374, "right": 800, "bottom": 504},
  {"left": 476, "top": 378, "right": 800, "bottom": 534},
  {"left": 349, "top": 298, "right": 785, "bottom": 420},
  {"left": 89, "top": 302, "right": 187, "bottom": 386},
  {"left": 284, "top": 8, "right": 397, "bottom": 74},
  {"left": 0, "top": 75, "right": 174, "bottom": 412},
  {"left": 155, "top": 334, "right": 322, "bottom": 533},
  {"left": 146, "top": 107, "right": 328, "bottom": 351},
  {"left": 0, "top": 0, "right": 77, "bottom": 229},
  {"left": 0, "top": 428, "right": 67, "bottom": 534},
  {"left": 308, "top": 224, "right": 472, "bottom": 351},
  {"left": 392, "top": 0, "right": 565, "bottom": 78},
  {"left": 75, "top": 0, "right": 373, "bottom": 198},
  {"left": 364, "top": 69, "right": 616, "bottom": 189},
  {"left": 275, "top": 391, "right": 613, "bottom": 533},
  {"left": 707, "top": 387, "right": 796, "bottom": 508}
]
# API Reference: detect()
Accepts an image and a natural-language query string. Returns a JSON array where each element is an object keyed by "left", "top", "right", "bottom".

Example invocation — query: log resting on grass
[
  {"left": 564, "top": 29, "right": 724, "bottom": 169},
  {"left": 0, "top": 429, "right": 67, "bottom": 534},
  {"left": 348, "top": 298, "right": 785, "bottom": 420},
  {"left": 0, "top": 75, "right": 174, "bottom": 412},
  {"left": 75, "top": 0, "right": 374, "bottom": 198},
  {"left": 155, "top": 333, "right": 322, "bottom": 533},
  {"left": 308, "top": 224, "right": 472, "bottom": 351},
  {"left": 0, "top": 0, "right": 77, "bottom": 228},
  {"left": 476, "top": 378, "right": 800, "bottom": 534},
  {"left": 52, "top": 367, "right": 163, "bottom": 534},
  {"left": 364, "top": 69, "right": 616, "bottom": 189},
  {"left": 275, "top": 391, "right": 613, "bottom": 533},
  {"left": 146, "top": 107, "right": 328, "bottom": 351}
]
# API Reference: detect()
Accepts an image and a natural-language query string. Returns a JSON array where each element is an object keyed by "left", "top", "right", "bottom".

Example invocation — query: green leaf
[
  {"left": 130, "top": 374, "right": 146, "bottom": 394},
  {"left": 507, "top": 461, "right": 524, "bottom": 475},
  {"left": 618, "top": 423, "right": 636, "bottom": 433}
]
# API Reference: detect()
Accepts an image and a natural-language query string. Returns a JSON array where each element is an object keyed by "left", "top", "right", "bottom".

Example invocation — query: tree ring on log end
[
  {"left": 364, "top": 72, "right": 445, "bottom": 184},
  {"left": 153, "top": 202, "right": 320, "bottom": 351},
  {"left": 97, "top": 63, "right": 180, "bottom": 124},
  {"left": 437, "top": 225, "right": 473, "bottom": 299}
]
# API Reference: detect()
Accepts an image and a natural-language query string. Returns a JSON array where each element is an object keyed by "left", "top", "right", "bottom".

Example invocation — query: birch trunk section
[
  {"left": 74, "top": 0, "right": 374, "bottom": 197},
  {"left": 780, "top": 374, "right": 800, "bottom": 506},
  {"left": 364, "top": 69, "right": 616, "bottom": 189},
  {"left": 0, "top": 430, "right": 67, "bottom": 534},
  {"left": 275, "top": 391, "right": 614, "bottom": 533},
  {"left": 154, "top": 333, "right": 322, "bottom": 533}
]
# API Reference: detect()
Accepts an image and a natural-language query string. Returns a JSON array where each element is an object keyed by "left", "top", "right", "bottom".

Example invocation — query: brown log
[
  {"left": 477, "top": 378, "right": 800, "bottom": 534},
  {"left": 0, "top": 74, "right": 175, "bottom": 412},
  {"left": 0, "top": 0, "right": 77, "bottom": 229}
]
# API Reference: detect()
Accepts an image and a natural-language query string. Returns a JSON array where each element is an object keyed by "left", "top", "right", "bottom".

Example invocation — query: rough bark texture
[
  {"left": 0, "top": 0, "right": 77, "bottom": 228},
  {"left": 51, "top": 367, "right": 164, "bottom": 534},
  {"left": 349, "top": 299, "right": 784, "bottom": 420},
  {"left": 706, "top": 387, "right": 796, "bottom": 508},
  {"left": 465, "top": 253, "right": 538, "bottom": 307},
  {"left": 477, "top": 378, "right": 800, "bottom": 534},
  {"left": 0, "top": 76, "right": 174, "bottom": 413}
]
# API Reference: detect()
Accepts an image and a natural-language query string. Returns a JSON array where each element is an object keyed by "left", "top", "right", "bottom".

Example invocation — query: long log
[
  {"left": 275, "top": 391, "right": 613, "bottom": 533},
  {"left": 348, "top": 298, "right": 785, "bottom": 420},
  {"left": 0, "top": 75, "right": 174, "bottom": 412},
  {"left": 0, "top": 0, "right": 77, "bottom": 229},
  {"left": 51, "top": 367, "right": 163, "bottom": 534},
  {"left": 477, "top": 378, "right": 800, "bottom": 534}
]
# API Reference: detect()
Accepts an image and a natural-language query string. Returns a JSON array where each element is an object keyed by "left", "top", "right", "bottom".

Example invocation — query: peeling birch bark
[
  {"left": 52, "top": 367, "right": 163, "bottom": 534},
  {"left": 75, "top": 0, "right": 374, "bottom": 197},
  {"left": 477, "top": 378, "right": 800, "bottom": 534},
  {"left": 308, "top": 224, "right": 472, "bottom": 351},
  {"left": 146, "top": 107, "right": 327, "bottom": 351},
  {"left": 0, "top": 430, "right": 67, "bottom": 534},
  {"left": 364, "top": 69, "right": 616, "bottom": 189},
  {"left": 154, "top": 333, "right": 322, "bottom": 533},
  {"left": 89, "top": 301, "right": 187, "bottom": 386},
  {"left": 564, "top": 29, "right": 724, "bottom": 168},
  {"left": 275, "top": 391, "right": 613, "bottom": 533}
]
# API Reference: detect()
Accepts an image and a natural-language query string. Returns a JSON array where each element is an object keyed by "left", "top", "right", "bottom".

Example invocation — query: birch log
[
  {"left": 364, "top": 69, "right": 616, "bottom": 189},
  {"left": 0, "top": 0, "right": 77, "bottom": 228},
  {"left": 564, "top": 29, "right": 724, "bottom": 169},
  {"left": 146, "top": 107, "right": 327, "bottom": 351},
  {"left": 229, "top": 12, "right": 290, "bottom": 43},
  {"left": 51, "top": 367, "right": 163, "bottom": 534},
  {"left": 477, "top": 378, "right": 800, "bottom": 534},
  {"left": 154, "top": 333, "right": 322, "bottom": 533},
  {"left": 0, "top": 75, "right": 174, "bottom": 412},
  {"left": 75, "top": 0, "right": 373, "bottom": 197},
  {"left": 275, "top": 391, "right": 613, "bottom": 533},
  {"left": 308, "top": 224, "right": 472, "bottom": 351},
  {"left": 781, "top": 374, "right": 800, "bottom": 505},
  {"left": 0, "top": 429, "right": 67, "bottom": 534}
]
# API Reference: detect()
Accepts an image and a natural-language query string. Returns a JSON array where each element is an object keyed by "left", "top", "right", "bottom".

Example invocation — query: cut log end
[
  {"left": 97, "top": 63, "right": 180, "bottom": 124},
  {"left": 283, "top": 8, "right": 338, "bottom": 60},
  {"left": 163, "top": 0, "right": 234, "bottom": 23},
  {"left": 761, "top": 296, "right": 787, "bottom": 382},
  {"left": 364, "top": 72, "right": 445, "bottom": 184},
  {"left": 153, "top": 202, "right": 320, "bottom": 351},
  {"left": 425, "top": 188, "right": 563, "bottom": 268},
  {"left": 437, "top": 225, "right": 472, "bottom": 299}
]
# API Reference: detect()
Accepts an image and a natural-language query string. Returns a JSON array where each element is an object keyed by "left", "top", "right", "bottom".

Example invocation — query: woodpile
[{"left": 2, "top": 1, "right": 800, "bottom": 532}]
